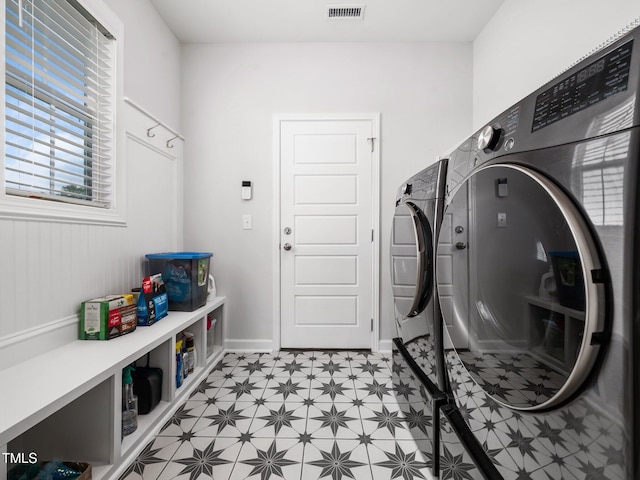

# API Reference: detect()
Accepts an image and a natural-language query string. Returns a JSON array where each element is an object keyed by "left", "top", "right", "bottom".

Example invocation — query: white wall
[
  {"left": 473, "top": 0, "right": 640, "bottom": 129},
  {"left": 181, "top": 43, "right": 473, "bottom": 350},
  {"left": 0, "top": 0, "right": 182, "bottom": 364},
  {"left": 104, "top": 0, "right": 182, "bottom": 125}
]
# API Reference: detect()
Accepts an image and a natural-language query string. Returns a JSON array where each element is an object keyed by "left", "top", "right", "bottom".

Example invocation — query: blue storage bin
[
  {"left": 145, "top": 252, "right": 213, "bottom": 311},
  {"left": 549, "top": 251, "right": 585, "bottom": 311}
]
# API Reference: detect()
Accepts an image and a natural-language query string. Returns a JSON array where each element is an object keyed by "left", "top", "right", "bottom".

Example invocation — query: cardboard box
[
  {"left": 137, "top": 273, "right": 169, "bottom": 326},
  {"left": 80, "top": 294, "right": 137, "bottom": 340}
]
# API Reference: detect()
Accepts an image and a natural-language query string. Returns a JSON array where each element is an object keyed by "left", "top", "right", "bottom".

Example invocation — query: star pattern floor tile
[
  {"left": 444, "top": 347, "right": 628, "bottom": 479},
  {"left": 119, "top": 350, "right": 435, "bottom": 480}
]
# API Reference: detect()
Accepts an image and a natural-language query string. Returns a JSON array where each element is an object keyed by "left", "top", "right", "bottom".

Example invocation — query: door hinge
[
  {"left": 367, "top": 137, "right": 376, "bottom": 153},
  {"left": 371, "top": 318, "right": 374, "bottom": 331}
]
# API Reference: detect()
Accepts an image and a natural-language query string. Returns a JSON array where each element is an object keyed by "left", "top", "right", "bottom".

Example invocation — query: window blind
[
  {"left": 5, "top": 0, "right": 114, "bottom": 208},
  {"left": 573, "top": 97, "right": 633, "bottom": 227}
]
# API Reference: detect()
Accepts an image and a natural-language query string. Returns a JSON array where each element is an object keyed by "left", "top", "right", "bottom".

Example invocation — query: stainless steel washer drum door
[
  {"left": 391, "top": 201, "right": 433, "bottom": 318},
  {"left": 438, "top": 164, "right": 606, "bottom": 411}
]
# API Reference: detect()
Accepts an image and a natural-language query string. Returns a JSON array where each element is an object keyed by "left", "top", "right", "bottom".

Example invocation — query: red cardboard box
[{"left": 80, "top": 294, "right": 137, "bottom": 340}]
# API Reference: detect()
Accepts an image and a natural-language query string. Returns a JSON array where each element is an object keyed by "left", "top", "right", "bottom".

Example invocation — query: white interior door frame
[{"left": 272, "top": 113, "right": 380, "bottom": 352}]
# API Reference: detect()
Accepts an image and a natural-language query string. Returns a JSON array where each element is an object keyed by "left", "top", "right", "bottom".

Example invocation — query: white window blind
[
  {"left": 5, "top": 0, "right": 115, "bottom": 208},
  {"left": 573, "top": 96, "right": 633, "bottom": 227}
]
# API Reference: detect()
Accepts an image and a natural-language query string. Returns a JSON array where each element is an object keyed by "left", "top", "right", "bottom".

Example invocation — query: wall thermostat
[{"left": 242, "top": 181, "right": 252, "bottom": 200}]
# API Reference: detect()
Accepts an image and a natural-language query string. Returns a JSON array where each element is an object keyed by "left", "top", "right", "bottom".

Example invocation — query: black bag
[{"left": 133, "top": 354, "right": 163, "bottom": 415}]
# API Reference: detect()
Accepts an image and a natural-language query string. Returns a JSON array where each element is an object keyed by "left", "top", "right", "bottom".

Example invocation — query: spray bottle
[
  {"left": 176, "top": 339, "right": 184, "bottom": 388},
  {"left": 184, "top": 332, "right": 196, "bottom": 374},
  {"left": 122, "top": 365, "right": 138, "bottom": 436},
  {"left": 539, "top": 265, "right": 557, "bottom": 301}
]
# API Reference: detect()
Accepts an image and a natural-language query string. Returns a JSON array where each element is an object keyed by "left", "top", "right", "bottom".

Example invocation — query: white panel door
[
  {"left": 279, "top": 117, "right": 376, "bottom": 349},
  {"left": 437, "top": 185, "right": 470, "bottom": 350}
]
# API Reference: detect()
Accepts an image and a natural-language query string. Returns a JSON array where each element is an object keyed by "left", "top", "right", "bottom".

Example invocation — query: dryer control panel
[
  {"left": 476, "top": 105, "right": 521, "bottom": 153},
  {"left": 465, "top": 28, "right": 637, "bottom": 166},
  {"left": 532, "top": 40, "right": 633, "bottom": 132},
  {"left": 443, "top": 24, "right": 639, "bottom": 198}
]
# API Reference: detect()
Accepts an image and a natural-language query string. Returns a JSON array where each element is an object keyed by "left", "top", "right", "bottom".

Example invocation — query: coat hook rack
[
  {"left": 147, "top": 122, "right": 161, "bottom": 138},
  {"left": 125, "top": 97, "right": 185, "bottom": 148},
  {"left": 166, "top": 135, "right": 180, "bottom": 149}
]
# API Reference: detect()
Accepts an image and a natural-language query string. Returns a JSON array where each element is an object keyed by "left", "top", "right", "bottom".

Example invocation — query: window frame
[{"left": 0, "top": 0, "right": 125, "bottom": 226}]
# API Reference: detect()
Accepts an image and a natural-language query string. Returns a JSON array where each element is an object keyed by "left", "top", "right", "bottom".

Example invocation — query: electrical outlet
[
  {"left": 497, "top": 212, "right": 507, "bottom": 228},
  {"left": 242, "top": 214, "right": 252, "bottom": 230}
]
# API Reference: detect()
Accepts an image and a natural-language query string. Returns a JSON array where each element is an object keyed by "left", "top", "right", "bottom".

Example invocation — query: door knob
[
  {"left": 283, "top": 243, "right": 292, "bottom": 251},
  {"left": 455, "top": 242, "right": 467, "bottom": 250}
]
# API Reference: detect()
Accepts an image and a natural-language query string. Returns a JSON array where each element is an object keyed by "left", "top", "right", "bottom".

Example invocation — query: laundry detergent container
[{"left": 145, "top": 252, "right": 212, "bottom": 311}]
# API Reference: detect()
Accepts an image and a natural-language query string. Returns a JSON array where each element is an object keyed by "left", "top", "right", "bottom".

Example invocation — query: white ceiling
[{"left": 149, "top": 0, "right": 505, "bottom": 43}]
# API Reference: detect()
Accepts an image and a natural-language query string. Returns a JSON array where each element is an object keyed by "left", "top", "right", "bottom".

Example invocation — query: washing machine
[
  {"left": 434, "top": 23, "right": 640, "bottom": 480},
  {"left": 390, "top": 158, "right": 449, "bottom": 477}
]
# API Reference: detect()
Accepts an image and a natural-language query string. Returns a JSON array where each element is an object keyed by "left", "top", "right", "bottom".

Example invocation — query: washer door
[
  {"left": 391, "top": 201, "right": 434, "bottom": 319},
  {"left": 438, "top": 164, "right": 606, "bottom": 411}
]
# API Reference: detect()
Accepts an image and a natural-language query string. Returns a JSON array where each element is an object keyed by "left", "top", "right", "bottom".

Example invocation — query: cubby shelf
[
  {"left": 525, "top": 295, "right": 584, "bottom": 375},
  {"left": 0, "top": 296, "right": 226, "bottom": 480}
]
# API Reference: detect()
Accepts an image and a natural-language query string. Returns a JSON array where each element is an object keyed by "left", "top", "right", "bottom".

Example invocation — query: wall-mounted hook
[
  {"left": 166, "top": 135, "right": 180, "bottom": 149},
  {"left": 147, "top": 122, "right": 161, "bottom": 138},
  {"left": 124, "top": 98, "right": 185, "bottom": 147}
]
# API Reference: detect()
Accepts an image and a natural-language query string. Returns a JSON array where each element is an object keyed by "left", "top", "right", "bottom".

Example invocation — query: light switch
[
  {"left": 497, "top": 212, "right": 507, "bottom": 228},
  {"left": 242, "top": 214, "right": 252, "bottom": 230}
]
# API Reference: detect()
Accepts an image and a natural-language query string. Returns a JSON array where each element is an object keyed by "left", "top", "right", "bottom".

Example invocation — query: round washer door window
[
  {"left": 391, "top": 201, "right": 434, "bottom": 319},
  {"left": 437, "top": 164, "right": 606, "bottom": 411}
]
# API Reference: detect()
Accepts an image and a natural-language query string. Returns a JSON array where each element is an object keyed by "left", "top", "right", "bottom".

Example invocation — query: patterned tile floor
[
  {"left": 445, "top": 349, "right": 627, "bottom": 480},
  {"left": 457, "top": 350, "right": 567, "bottom": 407},
  {"left": 119, "top": 351, "right": 435, "bottom": 480}
]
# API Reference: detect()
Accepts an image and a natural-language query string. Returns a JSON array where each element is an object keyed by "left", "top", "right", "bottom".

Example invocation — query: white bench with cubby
[{"left": 0, "top": 296, "right": 226, "bottom": 480}]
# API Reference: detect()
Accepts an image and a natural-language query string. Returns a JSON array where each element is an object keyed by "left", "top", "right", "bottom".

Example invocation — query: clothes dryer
[
  {"left": 435, "top": 23, "right": 640, "bottom": 480},
  {"left": 391, "top": 159, "right": 449, "bottom": 477}
]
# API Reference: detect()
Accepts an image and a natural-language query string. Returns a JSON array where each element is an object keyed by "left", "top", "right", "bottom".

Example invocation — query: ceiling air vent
[{"left": 325, "top": 4, "right": 366, "bottom": 20}]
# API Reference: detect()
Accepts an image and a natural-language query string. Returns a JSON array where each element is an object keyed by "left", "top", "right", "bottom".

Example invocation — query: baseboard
[
  {"left": 224, "top": 338, "right": 394, "bottom": 355},
  {"left": 377, "top": 339, "right": 393, "bottom": 354},
  {"left": 0, "top": 315, "right": 79, "bottom": 370},
  {"left": 224, "top": 338, "right": 275, "bottom": 353},
  {"left": 474, "top": 339, "right": 527, "bottom": 352}
]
